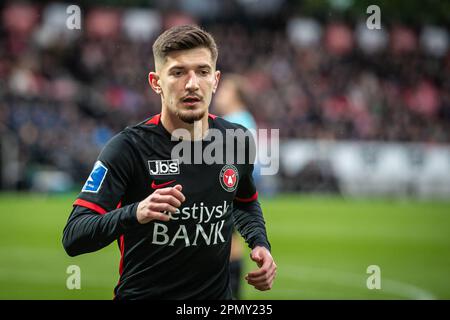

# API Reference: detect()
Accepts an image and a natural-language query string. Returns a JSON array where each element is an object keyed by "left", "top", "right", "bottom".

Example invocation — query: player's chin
[{"left": 176, "top": 108, "right": 206, "bottom": 124}]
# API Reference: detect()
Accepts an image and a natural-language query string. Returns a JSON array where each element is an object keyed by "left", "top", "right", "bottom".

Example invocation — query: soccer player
[{"left": 62, "top": 25, "right": 276, "bottom": 299}]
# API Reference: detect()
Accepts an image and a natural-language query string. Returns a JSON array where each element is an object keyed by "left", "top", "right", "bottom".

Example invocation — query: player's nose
[{"left": 185, "top": 70, "right": 199, "bottom": 91}]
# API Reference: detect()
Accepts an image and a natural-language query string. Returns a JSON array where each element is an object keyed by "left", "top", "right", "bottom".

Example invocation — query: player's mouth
[{"left": 181, "top": 95, "right": 202, "bottom": 107}]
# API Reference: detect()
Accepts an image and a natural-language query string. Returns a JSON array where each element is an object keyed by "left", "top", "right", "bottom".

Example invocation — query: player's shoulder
[
  {"left": 210, "top": 114, "right": 250, "bottom": 132},
  {"left": 98, "top": 129, "right": 135, "bottom": 161},
  {"left": 98, "top": 116, "right": 158, "bottom": 159},
  {"left": 119, "top": 114, "right": 166, "bottom": 144},
  {"left": 125, "top": 114, "right": 161, "bottom": 134}
]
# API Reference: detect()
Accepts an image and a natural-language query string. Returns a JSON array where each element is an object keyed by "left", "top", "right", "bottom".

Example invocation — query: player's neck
[{"left": 161, "top": 111, "right": 209, "bottom": 141}]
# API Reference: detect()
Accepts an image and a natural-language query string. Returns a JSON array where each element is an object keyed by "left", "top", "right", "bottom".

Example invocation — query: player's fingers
[
  {"left": 253, "top": 283, "right": 273, "bottom": 291},
  {"left": 158, "top": 185, "right": 185, "bottom": 202},
  {"left": 246, "top": 267, "right": 276, "bottom": 289},
  {"left": 152, "top": 194, "right": 182, "bottom": 208},
  {"left": 171, "top": 188, "right": 186, "bottom": 203},
  {"left": 146, "top": 210, "right": 170, "bottom": 222},
  {"left": 251, "top": 280, "right": 272, "bottom": 290},
  {"left": 154, "top": 186, "right": 174, "bottom": 195},
  {"left": 247, "top": 259, "right": 273, "bottom": 278},
  {"left": 248, "top": 271, "right": 275, "bottom": 291},
  {"left": 149, "top": 202, "right": 177, "bottom": 214},
  {"left": 245, "top": 270, "right": 276, "bottom": 284},
  {"left": 246, "top": 266, "right": 276, "bottom": 283},
  {"left": 246, "top": 278, "right": 272, "bottom": 291}
]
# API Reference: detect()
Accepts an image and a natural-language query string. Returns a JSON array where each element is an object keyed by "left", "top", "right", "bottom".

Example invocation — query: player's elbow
[
  {"left": 62, "top": 236, "right": 77, "bottom": 257},
  {"left": 62, "top": 226, "right": 82, "bottom": 257},
  {"left": 64, "top": 245, "right": 78, "bottom": 257}
]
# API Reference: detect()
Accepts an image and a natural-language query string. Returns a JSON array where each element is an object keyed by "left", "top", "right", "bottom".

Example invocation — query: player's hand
[
  {"left": 136, "top": 184, "right": 185, "bottom": 224},
  {"left": 245, "top": 246, "right": 277, "bottom": 291}
]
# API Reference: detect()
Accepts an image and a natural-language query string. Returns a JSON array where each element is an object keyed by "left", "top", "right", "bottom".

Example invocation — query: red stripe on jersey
[
  {"left": 73, "top": 199, "right": 107, "bottom": 215},
  {"left": 116, "top": 200, "right": 125, "bottom": 276},
  {"left": 116, "top": 201, "right": 125, "bottom": 300},
  {"left": 208, "top": 113, "right": 217, "bottom": 119},
  {"left": 145, "top": 114, "right": 160, "bottom": 125},
  {"left": 113, "top": 234, "right": 125, "bottom": 300},
  {"left": 119, "top": 235, "right": 125, "bottom": 275},
  {"left": 235, "top": 191, "right": 258, "bottom": 203}
]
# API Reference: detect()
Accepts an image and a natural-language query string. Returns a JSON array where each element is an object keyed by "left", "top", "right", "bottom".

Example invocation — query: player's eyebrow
[
  {"left": 197, "top": 64, "right": 212, "bottom": 70},
  {"left": 168, "top": 64, "right": 212, "bottom": 72},
  {"left": 168, "top": 66, "right": 185, "bottom": 72}
]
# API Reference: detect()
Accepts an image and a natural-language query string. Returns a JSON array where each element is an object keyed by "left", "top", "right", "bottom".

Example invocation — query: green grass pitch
[{"left": 0, "top": 193, "right": 449, "bottom": 299}]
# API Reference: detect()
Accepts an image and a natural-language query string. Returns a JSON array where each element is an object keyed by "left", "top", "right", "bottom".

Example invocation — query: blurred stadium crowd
[{"left": 0, "top": 1, "right": 449, "bottom": 190}]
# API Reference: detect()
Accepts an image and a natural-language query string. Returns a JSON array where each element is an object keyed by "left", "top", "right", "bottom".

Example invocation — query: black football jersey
[{"left": 63, "top": 114, "right": 270, "bottom": 299}]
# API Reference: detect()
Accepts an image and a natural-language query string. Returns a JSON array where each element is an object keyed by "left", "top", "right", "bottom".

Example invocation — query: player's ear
[
  {"left": 213, "top": 70, "right": 221, "bottom": 94},
  {"left": 149, "top": 72, "right": 162, "bottom": 95}
]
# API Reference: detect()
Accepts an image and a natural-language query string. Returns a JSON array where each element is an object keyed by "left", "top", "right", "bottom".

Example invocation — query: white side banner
[{"left": 280, "top": 140, "right": 450, "bottom": 198}]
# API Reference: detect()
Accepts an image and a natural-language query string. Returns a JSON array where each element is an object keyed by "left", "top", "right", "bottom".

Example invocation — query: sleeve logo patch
[{"left": 82, "top": 161, "right": 108, "bottom": 193}]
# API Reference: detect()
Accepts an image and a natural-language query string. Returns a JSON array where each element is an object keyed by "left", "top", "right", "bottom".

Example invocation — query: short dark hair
[{"left": 153, "top": 25, "right": 218, "bottom": 65}]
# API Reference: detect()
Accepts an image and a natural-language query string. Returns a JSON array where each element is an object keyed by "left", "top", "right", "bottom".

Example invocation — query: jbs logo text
[{"left": 148, "top": 159, "right": 180, "bottom": 175}]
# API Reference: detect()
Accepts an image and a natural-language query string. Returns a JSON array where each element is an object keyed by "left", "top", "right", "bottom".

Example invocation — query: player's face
[{"left": 154, "top": 47, "right": 220, "bottom": 124}]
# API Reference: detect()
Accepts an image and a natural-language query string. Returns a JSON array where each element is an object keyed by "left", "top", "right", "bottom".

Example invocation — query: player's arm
[
  {"left": 63, "top": 203, "right": 139, "bottom": 257},
  {"left": 232, "top": 131, "right": 277, "bottom": 290},
  {"left": 233, "top": 126, "right": 271, "bottom": 252},
  {"left": 62, "top": 133, "right": 138, "bottom": 256},
  {"left": 62, "top": 185, "right": 185, "bottom": 257},
  {"left": 62, "top": 133, "right": 185, "bottom": 257},
  {"left": 233, "top": 181, "right": 276, "bottom": 291},
  {"left": 233, "top": 199, "right": 270, "bottom": 251}
]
